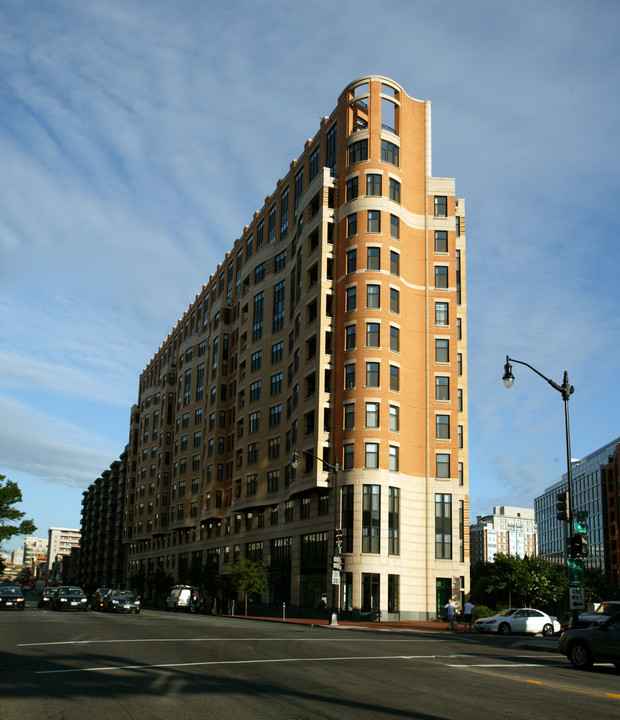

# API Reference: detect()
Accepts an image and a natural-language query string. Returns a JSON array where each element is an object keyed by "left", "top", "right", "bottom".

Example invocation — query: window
[
  {"left": 268, "top": 437, "right": 280, "bottom": 459},
  {"left": 343, "top": 444, "right": 354, "bottom": 470},
  {"left": 435, "top": 493, "right": 452, "bottom": 558},
  {"left": 436, "top": 376, "right": 450, "bottom": 400},
  {"left": 345, "top": 363, "right": 355, "bottom": 388},
  {"left": 390, "top": 251, "right": 400, "bottom": 276},
  {"left": 389, "top": 404, "right": 399, "bottom": 431},
  {"left": 436, "top": 414, "right": 450, "bottom": 439},
  {"left": 251, "top": 351, "right": 262, "bottom": 372},
  {"left": 435, "top": 266, "right": 449, "bottom": 289},
  {"left": 268, "top": 205, "right": 276, "bottom": 243},
  {"left": 366, "top": 174, "right": 381, "bottom": 196},
  {"left": 435, "top": 302, "right": 449, "bottom": 326},
  {"left": 390, "top": 214, "right": 400, "bottom": 239},
  {"left": 346, "top": 249, "right": 357, "bottom": 274},
  {"left": 280, "top": 188, "right": 289, "bottom": 239},
  {"left": 275, "top": 249, "right": 287, "bottom": 272},
  {"left": 249, "top": 411, "right": 259, "bottom": 433},
  {"left": 434, "top": 196, "right": 448, "bottom": 217},
  {"left": 366, "top": 322, "right": 380, "bottom": 347},
  {"left": 389, "top": 445, "right": 399, "bottom": 471},
  {"left": 253, "top": 292, "right": 264, "bottom": 341},
  {"left": 247, "top": 443, "right": 259, "bottom": 464},
  {"left": 390, "top": 288, "right": 400, "bottom": 314},
  {"left": 366, "top": 284, "right": 380, "bottom": 308},
  {"left": 246, "top": 234, "right": 253, "bottom": 259},
  {"left": 381, "top": 140, "right": 399, "bottom": 166},
  {"left": 270, "top": 372, "right": 282, "bottom": 395},
  {"left": 436, "top": 454, "right": 450, "bottom": 478},
  {"left": 365, "top": 402, "right": 379, "bottom": 428},
  {"left": 294, "top": 168, "right": 304, "bottom": 215},
  {"left": 285, "top": 499, "right": 294, "bottom": 522},
  {"left": 310, "top": 146, "right": 320, "bottom": 180},
  {"left": 250, "top": 380, "right": 261, "bottom": 402},
  {"left": 349, "top": 139, "right": 368, "bottom": 164},
  {"left": 457, "top": 353, "right": 462, "bottom": 376},
  {"left": 344, "top": 403, "right": 355, "bottom": 429},
  {"left": 268, "top": 471, "right": 279, "bottom": 492},
  {"left": 362, "top": 484, "right": 380, "bottom": 552},
  {"left": 255, "top": 262, "right": 266, "bottom": 283},
  {"left": 345, "top": 324, "right": 356, "bottom": 350},
  {"left": 435, "top": 230, "right": 448, "bottom": 253},
  {"left": 365, "top": 443, "right": 379, "bottom": 469},
  {"left": 389, "top": 488, "right": 400, "bottom": 555},
  {"left": 272, "top": 341, "right": 283, "bottom": 364},
  {"left": 269, "top": 404, "right": 282, "bottom": 427},
  {"left": 390, "top": 326, "right": 400, "bottom": 352},
  {"left": 366, "top": 362, "right": 380, "bottom": 387},
  {"left": 347, "top": 213, "right": 357, "bottom": 237},
  {"left": 389, "top": 365, "right": 400, "bottom": 391},
  {"left": 389, "top": 178, "right": 401, "bottom": 203},
  {"left": 301, "top": 496, "right": 310, "bottom": 519},
  {"left": 346, "top": 176, "right": 358, "bottom": 201},
  {"left": 346, "top": 286, "right": 356, "bottom": 312},
  {"left": 367, "top": 210, "right": 381, "bottom": 233},
  {"left": 435, "top": 338, "right": 449, "bottom": 363},
  {"left": 326, "top": 124, "right": 337, "bottom": 176},
  {"left": 367, "top": 246, "right": 380, "bottom": 270},
  {"left": 273, "top": 280, "right": 285, "bottom": 332}
]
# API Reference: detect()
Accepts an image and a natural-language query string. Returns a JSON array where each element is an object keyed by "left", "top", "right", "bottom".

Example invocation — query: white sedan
[{"left": 474, "top": 608, "right": 560, "bottom": 636}]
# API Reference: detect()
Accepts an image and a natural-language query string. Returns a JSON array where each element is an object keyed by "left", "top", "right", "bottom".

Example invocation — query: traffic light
[
  {"left": 332, "top": 556, "right": 345, "bottom": 571},
  {"left": 335, "top": 528, "right": 343, "bottom": 548},
  {"left": 556, "top": 491, "right": 569, "bottom": 522},
  {"left": 570, "top": 533, "right": 589, "bottom": 558}
]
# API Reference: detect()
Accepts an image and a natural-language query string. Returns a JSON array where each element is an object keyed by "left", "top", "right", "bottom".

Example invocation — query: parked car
[
  {"left": 52, "top": 586, "right": 88, "bottom": 611},
  {"left": 575, "top": 601, "right": 620, "bottom": 628},
  {"left": 474, "top": 608, "right": 560, "bottom": 636},
  {"left": 91, "top": 587, "right": 113, "bottom": 611},
  {"left": 559, "top": 615, "right": 620, "bottom": 670},
  {"left": 166, "top": 585, "right": 200, "bottom": 612},
  {"left": 103, "top": 589, "right": 141, "bottom": 614},
  {"left": 0, "top": 584, "right": 26, "bottom": 610},
  {"left": 38, "top": 586, "right": 57, "bottom": 608}
]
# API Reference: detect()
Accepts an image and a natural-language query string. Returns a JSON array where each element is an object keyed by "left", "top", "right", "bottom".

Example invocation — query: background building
[
  {"left": 47, "top": 527, "right": 81, "bottom": 582},
  {"left": 22, "top": 536, "right": 47, "bottom": 575},
  {"left": 535, "top": 436, "right": 620, "bottom": 575},
  {"left": 470, "top": 506, "right": 537, "bottom": 565},
  {"left": 123, "top": 75, "right": 469, "bottom": 620}
]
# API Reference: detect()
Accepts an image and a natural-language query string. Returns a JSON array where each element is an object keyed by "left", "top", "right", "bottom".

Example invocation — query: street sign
[
  {"left": 568, "top": 558, "right": 584, "bottom": 586},
  {"left": 576, "top": 510, "right": 589, "bottom": 520},
  {"left": 332, "top": 570, "right": 340, "bottom": 585},
  {"left": 574, "top": 520, "right": 589, "bottom": 533},
  {"left": 569, "top": 586, "right": 585, "bottom": 610}
]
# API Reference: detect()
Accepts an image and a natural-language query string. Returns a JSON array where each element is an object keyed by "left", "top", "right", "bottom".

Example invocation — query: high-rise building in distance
[{"left": 124, "top": 76, "right": 469, "bottom": 620}]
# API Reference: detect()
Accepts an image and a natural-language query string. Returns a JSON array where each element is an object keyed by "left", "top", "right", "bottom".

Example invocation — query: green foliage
[
  {"left": 583, "top": 567, "right": 620, "bottom": 602},
  {"left": 471, "top": 553, "right": 566, "bottom": 613},
  {"left": 472, "top": 605, "right": 495, "bottom": 620},
  {"left": 225, "top": 556, "right": 269, "bottom": 615},
  {"left": 0, "top": 474, "right": 36, "bottom": 547}
]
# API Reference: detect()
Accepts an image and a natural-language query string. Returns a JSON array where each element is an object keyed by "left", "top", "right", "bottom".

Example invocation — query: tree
[
  {"left": 225, "top": 556, "right": 269, "bottom": 616},
  {"left": 0, "top": 475, "right": 36, "bottom": 548}
]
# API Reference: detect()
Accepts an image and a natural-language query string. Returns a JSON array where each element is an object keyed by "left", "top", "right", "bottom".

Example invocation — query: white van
[{"left": 166, "top": 585, "right": 199, "bottom": 612}]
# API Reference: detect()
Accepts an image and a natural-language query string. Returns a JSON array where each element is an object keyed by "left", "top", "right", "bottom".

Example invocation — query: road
[{"left": 1, "top": 602, "right": 619, "bottom": 719}]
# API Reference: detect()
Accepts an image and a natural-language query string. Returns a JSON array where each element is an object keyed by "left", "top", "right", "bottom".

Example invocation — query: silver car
[
  {"left": 559, "top": 615, "right": 620, "bottom": 670},
  {"left": 474, "top": 607, "right": 560, "bottom": 636}
]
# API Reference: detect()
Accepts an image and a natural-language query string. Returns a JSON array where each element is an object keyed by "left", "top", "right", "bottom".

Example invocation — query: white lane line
[
  {"left": 19, "top": 637, "right": 433, "bottom": 647},
  {"left": 446, "top": 663, "right": 548, "bottom": 668},
  {"left": 35, "top": 654, "right": 438, "bottom": 675}
]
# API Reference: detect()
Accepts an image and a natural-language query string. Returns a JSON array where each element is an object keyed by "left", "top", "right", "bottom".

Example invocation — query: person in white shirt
[
  {"left": 463, "top": 600, "right": 475, "bottom": 632},
  {"left": 444, "top": 598, "right": 457, "bottom": 630}
]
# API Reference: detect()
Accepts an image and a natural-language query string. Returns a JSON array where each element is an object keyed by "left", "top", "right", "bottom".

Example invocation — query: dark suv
[{"left": 559, "top": 615, "right": 620, "bottom": 670}]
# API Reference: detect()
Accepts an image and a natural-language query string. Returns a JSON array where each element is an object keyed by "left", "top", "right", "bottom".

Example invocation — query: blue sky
[{"left": 1, "top": 0, "right": 619, "bottom": 551}]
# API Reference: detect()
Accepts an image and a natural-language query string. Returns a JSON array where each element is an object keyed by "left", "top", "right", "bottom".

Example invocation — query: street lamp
[
  {"left": 291, "top": 450, "right": 342, "bottom": 626},
  {"left": 502, "top": 355, "right": 581, "bottom": 624}
]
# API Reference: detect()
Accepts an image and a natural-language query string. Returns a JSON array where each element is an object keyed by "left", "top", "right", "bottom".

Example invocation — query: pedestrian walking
[
  {"left": 463, "top": 600, "right": 475, "bottom": 632},
  {"left": 444, "top": 598, "right": 457, "bottom": 630}
]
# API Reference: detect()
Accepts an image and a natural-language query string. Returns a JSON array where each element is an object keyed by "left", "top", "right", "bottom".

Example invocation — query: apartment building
[
  {"left": 22, "top": 536, "right": 48, "bottom": 573},
  {"left": 76, "top": 452, "right": 127, "bottom": 591},
  {"left": 47, "top": 527, "right": 81, "bottom": 577},
  {"left": 470, "top": 506, "right": 537, "bottom": 565},
  {"left": 124, "top": 76, "right": 469, "bottom": 620}
]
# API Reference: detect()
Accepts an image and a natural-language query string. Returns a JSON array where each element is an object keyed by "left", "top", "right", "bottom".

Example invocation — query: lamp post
[
  {"left": 291, "top": 450, "right": 341, "bottom": 626},
  {"left": 502, "top": 355, "right": 580, "bottom": 625}
]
